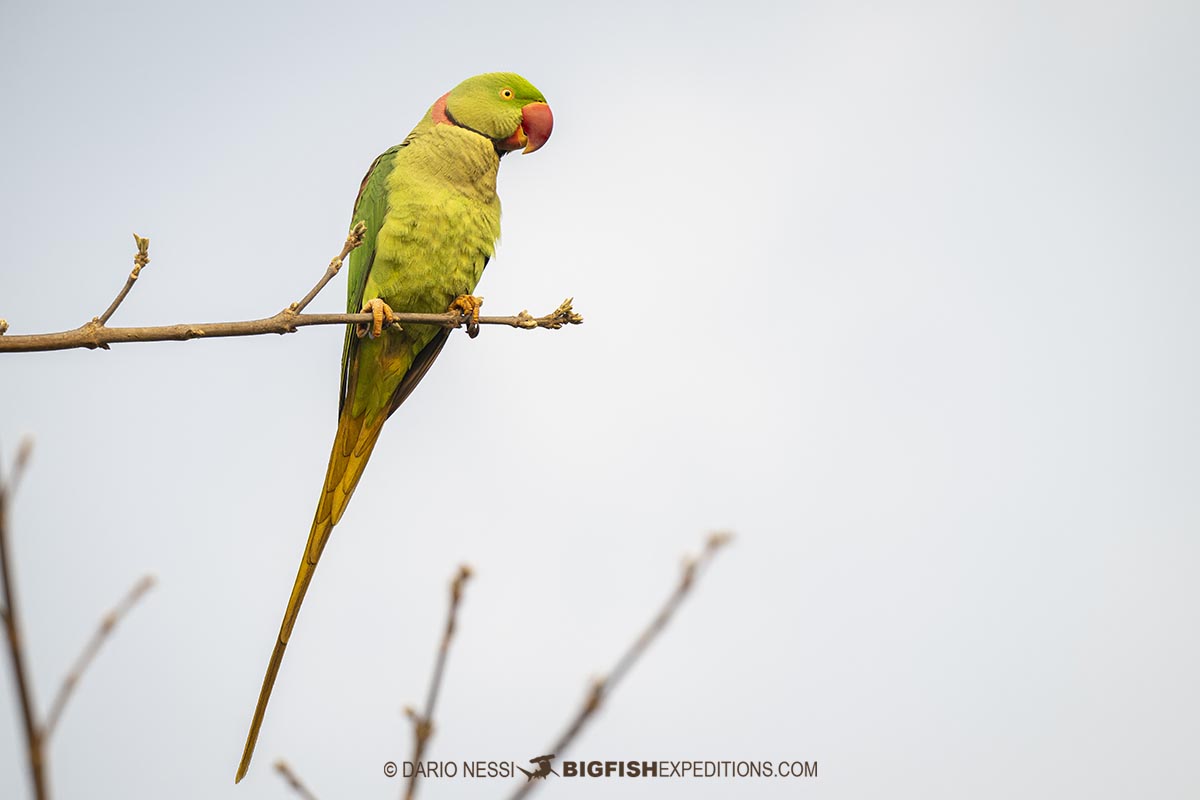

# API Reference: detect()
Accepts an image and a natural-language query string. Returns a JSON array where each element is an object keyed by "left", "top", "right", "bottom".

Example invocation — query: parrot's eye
[{"left": 500, "top": 87, "right": 514, "bottom": 100}]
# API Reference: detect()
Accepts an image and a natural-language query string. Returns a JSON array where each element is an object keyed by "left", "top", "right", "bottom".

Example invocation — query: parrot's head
[{"left": 437, "top": 72, "right": 553, "bottom": 155}]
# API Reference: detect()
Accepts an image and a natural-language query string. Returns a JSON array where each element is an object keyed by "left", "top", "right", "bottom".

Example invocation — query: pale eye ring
[{"left": 500, "top": 87, "right": 514, "bottom": 100}]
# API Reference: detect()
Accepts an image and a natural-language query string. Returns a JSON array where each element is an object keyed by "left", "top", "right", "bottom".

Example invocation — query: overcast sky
[{"left": 2, "top": 1, "right": 1198, "bottom": 798}]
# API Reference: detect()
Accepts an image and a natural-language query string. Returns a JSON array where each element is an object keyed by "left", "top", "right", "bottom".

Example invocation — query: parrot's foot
[
  {"left": 356, "top": 298, "right": 395, "bottom": 339},
  {"left": 449, "top": 294, "right": 484, "bottom": 339}
]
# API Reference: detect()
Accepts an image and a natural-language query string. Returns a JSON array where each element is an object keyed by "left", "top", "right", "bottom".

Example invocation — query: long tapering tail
[{"left": 235, "top": 410, "right": 386, "bottom": 783}]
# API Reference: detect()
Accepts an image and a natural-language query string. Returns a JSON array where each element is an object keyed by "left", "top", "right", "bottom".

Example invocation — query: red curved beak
[{"left": 519, "top": 102, "right": 553, "bottom": 154}]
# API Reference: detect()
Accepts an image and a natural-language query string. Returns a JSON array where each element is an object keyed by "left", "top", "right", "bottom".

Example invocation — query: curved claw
[
  {"left": 449, "top": 294, "right": 484, "bottom": 339},
  {"left": 356, "top": 297, "right": 395, "bottom": 339}
]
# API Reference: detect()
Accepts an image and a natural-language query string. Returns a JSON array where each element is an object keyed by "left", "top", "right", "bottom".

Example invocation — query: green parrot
[{"left": 235, "top": 72, "right": 553, "bottom": 783}]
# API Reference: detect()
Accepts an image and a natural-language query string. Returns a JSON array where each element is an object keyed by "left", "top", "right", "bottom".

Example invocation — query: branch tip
[
  {"left": 42, "top": 571, "right": 156, "bottom": 739},
  {"left": 542, "top": 297, "right": 584, "bottom": 329},
  {"left": 405, "top": 563, "right": 475, "bottom": 800},
  {"left": 13, "top": 438, "right": 34, "bottom": 479},
  {"left": 507, "top": 532, "right": 732, "bottom": 800},
  {"left": 450, "top": 564, "right": 473, "bottom": 600},
  {"left": 706, "top": 531, "right": 734, "bottom": 550},
  {"left": 274, "top": 759, "right": 320, "bottom": 800},
  {"left": 92, "top": 233, "right": 153, "bottom": 327},
  {"left": 131, "top": 233, "right": 150, "bottom": 275},
  {"left": 291, "top": 222, "right": 371, "bottom": 317}
]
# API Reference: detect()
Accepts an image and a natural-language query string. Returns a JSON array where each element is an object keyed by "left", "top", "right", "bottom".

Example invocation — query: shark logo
[{"left": 516, "top": 754, "right": 558, "bottom": 781}]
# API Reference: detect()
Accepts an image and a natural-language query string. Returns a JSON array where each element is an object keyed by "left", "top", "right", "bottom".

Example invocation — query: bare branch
[
  {"left": 507, "top": 533, "right": 732, "bottom": 800},
  {"left": 7, "top": 438, "right": 34, "bottom": 497},
  {"left": 274, "top": 760, "right": 321, "bottom": 800},
  {"left": 0, "top": 226, "right": 581, "bottom": 353},
  {"left": 404, "top": 564, "right": 473, "bottom": 800},
  {"left": 0, "top": 438, "right": 50, "bottom": 800},
  {"left": 0, "top": 300, "right": 582, "bottom": 353},
  {"left": 290, "top": 222, "right": 365, "bottom": 315},
  {"left": 94, "top": 233, "right": 151, "bottom": 326},
  {"left": 42, "top": 574, "right": 156, "bottom": 739}
]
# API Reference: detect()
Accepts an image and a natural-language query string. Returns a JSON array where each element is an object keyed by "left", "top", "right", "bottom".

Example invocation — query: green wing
[{"left": 339, "top": 143, "right": 405, "bottom": 413}]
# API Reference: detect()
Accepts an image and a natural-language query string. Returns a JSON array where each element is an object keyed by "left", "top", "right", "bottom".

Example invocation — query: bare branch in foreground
[
  {"left": 42, "top": 574, "right": 157, "bottom": 739},
  {"left": 507, "top": 533, "right": 733, "bottom": 800},
  {"left": 1, "top": 441, "right": 157, "bottom": 800},
  {"left": 274, "top": 760, "right": 321, "bottom": 800},
  {"left": 6, "top": 438, "right": 34, "bottom": 498},
  {"left": 404, "top": 564, "right": 473, "bottom": 800},
  {"left": 0, "top": 224, "right": 582, "bottom": 353},
  {"left": 0, "top": 438, "right": 48, "bottom": 800}
]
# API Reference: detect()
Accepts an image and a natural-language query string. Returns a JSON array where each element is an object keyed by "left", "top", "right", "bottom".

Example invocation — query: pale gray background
[{"left": 1, "top": 1, "right": 1197, "bottom": 798}]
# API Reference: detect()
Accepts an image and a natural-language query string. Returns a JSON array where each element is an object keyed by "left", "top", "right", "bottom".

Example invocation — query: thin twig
[
  {"left": 507, "top": 533, "right": 732, "bottom": 800},
  {"left": 404, "top": 564, "right": 473, "bottom": 800},
  {"left": 94, "top": 233, "right": 151, "bottom": 326},
  {"left": 274, "top": 760, "right": 321, "bottom": 800},
  {"left": 6, "top": 438, "right": 34, "bottom": 498},
  {"left": 42, "top": 574, "right": 156, "bottom": 739},
  {"left": 0, "top": 225, "right": 582, "bottom": 352},
  {"left": 289, "top": 222, "right": 365, "bottom": 315},
  {"left": 0, "top": 438, "right": 49, "bottom": 800}
]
